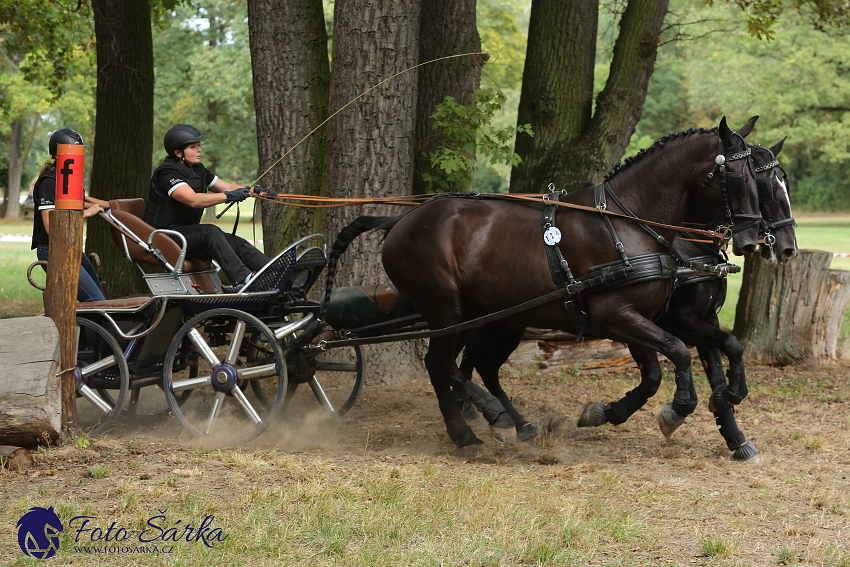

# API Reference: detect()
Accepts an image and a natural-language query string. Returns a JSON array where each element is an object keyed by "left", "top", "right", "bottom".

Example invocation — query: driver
[{"left": 144, "top": 124, "right": 271, "bottom": 286}]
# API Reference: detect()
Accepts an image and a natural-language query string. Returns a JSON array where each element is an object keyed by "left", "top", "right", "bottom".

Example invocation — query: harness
[
  {"left": 539, "top": 131, "right": 757, "bottom": 338},
  {"left": 753, "top": 147, "right": 795, "bottom": 256}
]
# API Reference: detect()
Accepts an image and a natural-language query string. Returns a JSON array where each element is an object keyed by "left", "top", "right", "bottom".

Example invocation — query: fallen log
[{"left": 0, "top": 316, "right": 62, "bottom": 445}]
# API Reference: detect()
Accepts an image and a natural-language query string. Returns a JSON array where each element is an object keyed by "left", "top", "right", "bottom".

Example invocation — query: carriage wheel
[
  {"left": 74, "top": 318, "right": 129, "bottom": 435},
  {"left": 97, "top": 340, "right": 194, "bottom": 412},
  {"left": 162, "top": 308, "right": 287, "bottom": 443},
  {"left": 284, "top": 344, "right": 364, "bottom": 417}
]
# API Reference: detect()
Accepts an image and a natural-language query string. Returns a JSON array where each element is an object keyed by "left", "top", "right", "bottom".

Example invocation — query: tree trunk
[
  {"left": 511, "top": 0, "right": 669, "bottom": 193},
  {"left": 247, "top": 0, "right": 330, "bottom": 257},
  {"left": 325, "top": 0, "right": 426, "bottom": 385},
  {"left": 87, "top": 0, "right": 154, "bottom": 298},
  {"left": 412, "top": 0, "right": 481, "bottom": 195},
  {"left": 510, "top": 0, "right": 597, "bottom": 194},
  {"left": 733, "top": 250, "right": 850, "bottom": 364},
  {"left": 4, "top": 116, "right": 38, "bottom": 219},
  {"left": 5, "top": 118, "right": 23, "bottom": 218}
]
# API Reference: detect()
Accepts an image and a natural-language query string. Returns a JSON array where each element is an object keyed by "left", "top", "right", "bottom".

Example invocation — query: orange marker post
[{"left": 54, "top": 144, "right": 85, "bottom": 210}]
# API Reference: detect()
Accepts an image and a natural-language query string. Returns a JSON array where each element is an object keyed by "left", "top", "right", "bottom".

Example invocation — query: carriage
[
  {"left": 28, "top": 117, "right": 797, "bottom": 455},
  {"left": 36, "top": 198, "right": 371, "bottom": 443}
]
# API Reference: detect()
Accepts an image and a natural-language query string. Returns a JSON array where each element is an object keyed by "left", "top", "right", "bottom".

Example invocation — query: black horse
[
  {"left": 645, "top": 138, "right": 796, "bottom": 456},
  {"left": 325, "top": 117, "right": 763, "bottom": 449},
  {"left": 457, "top": 137, "right": 796, "bottom": 460}
]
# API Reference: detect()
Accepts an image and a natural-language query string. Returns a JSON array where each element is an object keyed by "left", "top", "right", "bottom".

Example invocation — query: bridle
[
  {"left": 752, "top": 145, "right": 795, "bottom": 257},
  {"left": 698, "top": 130, "right": 762, "bottom": 249}
]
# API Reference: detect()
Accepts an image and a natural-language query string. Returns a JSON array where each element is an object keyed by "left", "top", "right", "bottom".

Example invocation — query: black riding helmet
[
  {"left": 49, "top": 128, "right": 86, "bottom": 157},
  {"left": 164, "top": 124, "right": 207, "bottom": 156}
]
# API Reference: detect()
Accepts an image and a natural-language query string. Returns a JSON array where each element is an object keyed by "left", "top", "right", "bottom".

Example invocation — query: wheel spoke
[
  {"left": 231, "top": 385, "right": 262, "bottom": 424},
  {"left": 74, "top": 325, "right": 80, "bottom": 367},
  {"left": 237, "top": 363, "right": 278, "bottom": 380},
  {"left": 79, "top": 384, "right": 113, "bottom": 414},
  {"left": 188, "top": 328, "right": 220, "bottom": 367},
  {"left": 80, "top": 355, "right": 116, "bottom": 377},
  {"left": 204, "top": 391, "right": 226, "bottom": 434},
  {"left": 308, "top": 376, "right": 336, "bottom": 413},
  {"left": 226, "top": 320, "right": 247, "bottom": 365},
  {"left": 172, "top": 374, "right": 212, "bottom": 392}
]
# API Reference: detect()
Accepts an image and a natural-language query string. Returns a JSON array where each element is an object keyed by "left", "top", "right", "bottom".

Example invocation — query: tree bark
[
  {"left": 248, "top": 0, "right": 331, "bottom": 257},
  {"left": 5, "top": 118, "right": 23, "bottom": 218},
  {"left": 412, "top": 0, "right": 481, "bottom": 195},
  {"left": 511, "top": 0, "right": 669, "bottom": 193},
  {"left": 325, "top": 0, "right": 427, "bottom": 385},
  {"left": 510, "top": 0, "right": 597, "bottom": 194},
  {"left": 733, "top": 250, "right": 850, "bottom": 364},
  {"left": 87, "top": 0, "right": 154, "bottom": 298},
  {"left": 0, "top": 317, "right": 61, "bottom": 446}
]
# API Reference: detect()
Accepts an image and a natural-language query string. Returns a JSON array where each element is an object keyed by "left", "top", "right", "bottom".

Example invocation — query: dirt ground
[{"left": 3, "top": 341, "right": 850, "bottom": 565}]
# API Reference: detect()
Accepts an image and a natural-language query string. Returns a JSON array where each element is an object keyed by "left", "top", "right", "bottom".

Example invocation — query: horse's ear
[
  {"left": 719, "top": 116, "right": 734, "bottom": 145},
  {"left": 770, "top": 136, "right": 787, "bottom": 157},
  {"left": 737, "top": 115, "right": 760, "bottom": 138}
]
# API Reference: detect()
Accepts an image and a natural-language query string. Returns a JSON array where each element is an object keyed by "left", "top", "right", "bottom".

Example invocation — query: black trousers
[{"left": 171, "top": 224, "right": 271, "bottom": 284}]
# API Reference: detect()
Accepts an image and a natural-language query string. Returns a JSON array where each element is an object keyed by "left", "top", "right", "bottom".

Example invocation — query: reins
[{"left": 249, "top": 191, "right": 724, "bottom": 240}]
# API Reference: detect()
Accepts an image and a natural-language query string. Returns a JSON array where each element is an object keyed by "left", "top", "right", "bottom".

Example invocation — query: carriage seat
[
  {"left": 108, "top": 198, "right": 212, "bottom": 273},
  {"left": 74, "top": 295, "right": 153, "bottom": 312}
]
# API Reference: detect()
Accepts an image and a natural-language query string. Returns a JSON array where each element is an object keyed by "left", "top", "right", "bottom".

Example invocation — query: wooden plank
[{"left": 0, "top": 316, "right": 61, "bottom": 444}]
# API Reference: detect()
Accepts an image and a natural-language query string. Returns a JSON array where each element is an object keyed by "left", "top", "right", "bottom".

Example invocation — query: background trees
[{"left": 2, "top": 0, "right": 850, "bottom": 305}]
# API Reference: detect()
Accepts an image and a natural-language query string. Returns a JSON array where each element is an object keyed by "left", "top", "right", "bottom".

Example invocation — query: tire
[
  {"left": 162, "top": 308, "right": 287, "bottom": 443},
  {"left": 285, "top": 344, "right": 364, "bottom": 416},
  {"left": 74, "top": 318, "right": 129, "bottom": 435}
]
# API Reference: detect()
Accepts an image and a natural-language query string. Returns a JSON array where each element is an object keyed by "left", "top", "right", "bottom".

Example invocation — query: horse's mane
[{"left": 604, "top": 127, "right": 719, "bottom": 182}]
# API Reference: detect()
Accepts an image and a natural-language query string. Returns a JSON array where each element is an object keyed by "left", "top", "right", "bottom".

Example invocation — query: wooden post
[
  {"left": 733, "top": 249, "right": 850, "bottom": 365},
  {"left": 44, "top": 209, "right": 83, "bottom": 437}
]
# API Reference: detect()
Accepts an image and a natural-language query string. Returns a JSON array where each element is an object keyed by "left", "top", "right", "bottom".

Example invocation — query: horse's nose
[
  {"left": 780, "top": 246, "right": 797, "bottom": 263},
  {"left": 740, "top": 242, "right": 758, "bottom": 254}
]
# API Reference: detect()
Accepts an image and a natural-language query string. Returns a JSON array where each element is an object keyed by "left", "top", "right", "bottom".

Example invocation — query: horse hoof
[
  {"left": 491, "top": 425, "right": 517, "bottom": 446},
  {"left": 517, "top": 422, "right": 539, "bottom": 442},
  {"left": 456, "top": 441, "right": 487, "bottom": 459},
  {"left": 657, "top": 402, "right": 686, "bottom": 439},
  {"left": 732, "top": 441, "right": 762, "bottom": 463},
  {"left": 577, "top": 401, "right": 606, "bottom": 427},
  {"left": 708, "top": 385, "right": 732, "bottom": 413}
]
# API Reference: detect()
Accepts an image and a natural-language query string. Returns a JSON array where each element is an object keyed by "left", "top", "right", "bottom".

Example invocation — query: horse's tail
[{"left": 319, "top": 215, "right": 399, "bottom": 321}]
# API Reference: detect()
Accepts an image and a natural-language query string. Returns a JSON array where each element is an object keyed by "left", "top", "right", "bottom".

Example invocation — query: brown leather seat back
[{"left": 108, "top": 198, "right": 210, "bottom": 272}]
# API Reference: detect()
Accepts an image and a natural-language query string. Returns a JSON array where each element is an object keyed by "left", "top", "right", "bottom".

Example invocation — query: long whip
[{"left": 217, "top": 51, "right": 489, "bottom": 219}]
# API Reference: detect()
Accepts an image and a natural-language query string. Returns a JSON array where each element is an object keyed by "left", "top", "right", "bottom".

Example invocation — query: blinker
[
  {"left": 725, "top": 173, "right": 745, "bottom": 197},
  {"left": 756, "top": 178, "right": 774, "bottom": 201}
]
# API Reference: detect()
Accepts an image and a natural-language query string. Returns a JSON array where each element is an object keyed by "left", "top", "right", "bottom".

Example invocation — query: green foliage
[
  {"left": 477, "top": 0, "right": 529, "bottom": 91},
  {"left": 710, "top": 0, "right": 850, "bottom": 40},
  {"left": 422, "top": 88, "right": 532, "bottom": 193},
  {"left": 623, "top": 0, "right": 850, "bottom": 210},
  {"left": 0, "top": 0, "right": 95, "bottom": 100},
  {"left": 152, "top": 0, "right": 257, "bottom": 182}
]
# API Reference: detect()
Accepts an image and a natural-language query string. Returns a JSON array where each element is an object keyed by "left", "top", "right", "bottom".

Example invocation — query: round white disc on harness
[{"left": 543, "top": 226, "right": 562, "bottom": 246}]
